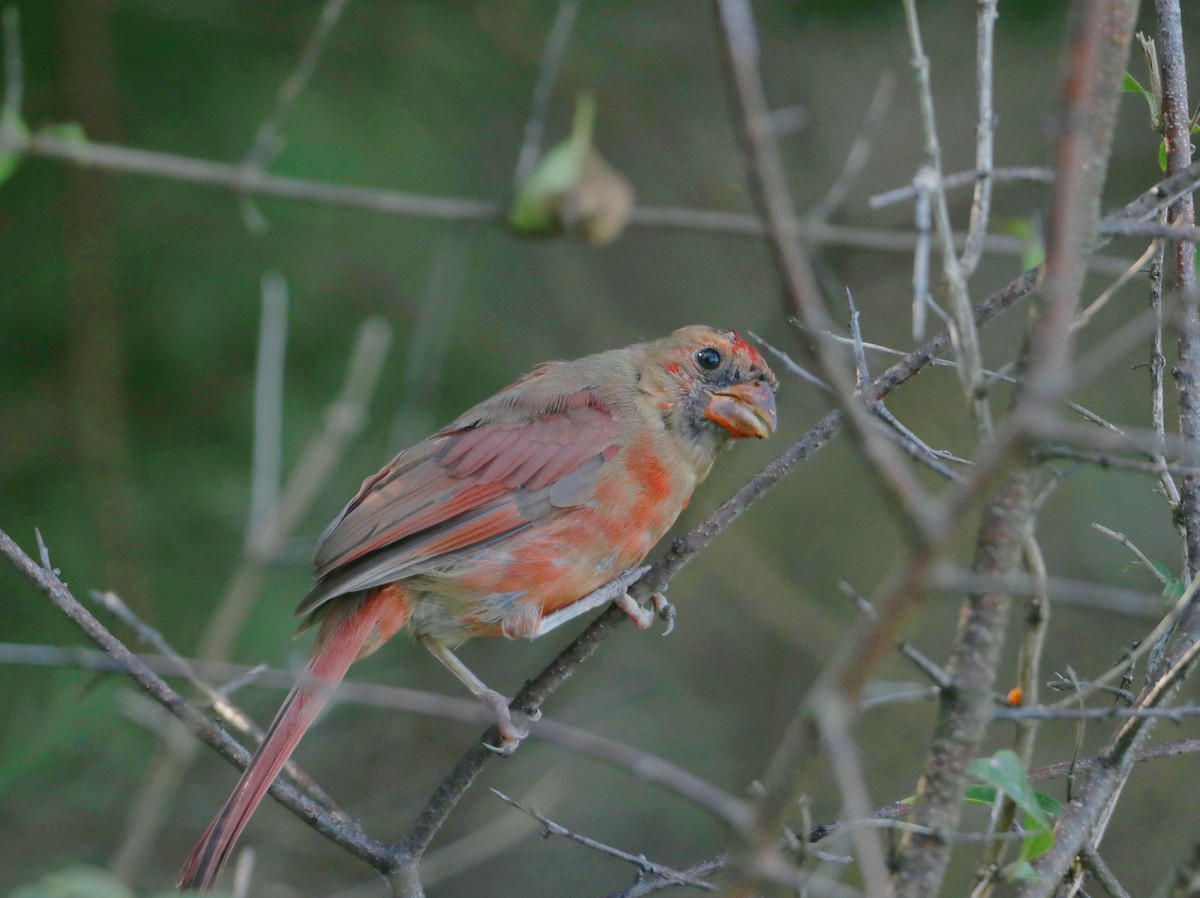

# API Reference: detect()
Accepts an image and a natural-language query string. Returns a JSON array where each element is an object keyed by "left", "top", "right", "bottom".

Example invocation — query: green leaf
[
  {"left": 965, "top": 784, "right": 1063, "bottom": 822},
  {"left": 1123, "top": 71, "right": 1158, "bottom": 123},
  {"left": 1020, "top": 826, "right": 1056, "bottom": 862},
  {"left": 1160, "top": 138, "right": 1169, "bottom": 172},
  {"left": 1122, "top": 71, "right": 1146, "bottom": 94},
  {"left": 1034, "top": 791, "right": 1063, "bottom": 819},
  {"left": 964, "top": 784, "right": 997, "bottom": 806},
  {"left": 1002, "top": 217, "right": 1045, "bottom": 271},
  {"left": 509, "top": 94, "right": 596, "bottom": 234},
  {"left": 1165, "top": 577, "right": 1188, "bottom": 601},
  {"left": 970, "top": 750, "right": 1061, "bottom": 861},
  {"left": 969, "top": 750, "right": 1050, "bottom": 829},
  {"left": 0, "top": 106, "right": 30, "bottom": 187},
  {"left": 1149, "top": 560, "right": 1188, "bottom": 600}
]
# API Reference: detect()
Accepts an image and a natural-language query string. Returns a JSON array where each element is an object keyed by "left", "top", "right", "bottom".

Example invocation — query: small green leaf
[
  {"left": 969, "top": 750, "right": 1050, "bottom": 830},
  {"left": 964, "top": 784, "right": 997, "bottom": 806},
  {"left": 1160, "top": 138, "right": 1169, "bottom": 171},
  {"left": 965, "top": 784, "right": 1062, "bottom": 821},
  {"left": 1122, "top": 71, "right": 1147, "bottom": 94},
  {"left": 1020, "top": 826, "right": 1056, "bottom": 862},
  {"left": 0, "top": 106, "right": 30, "bottom": 187},
  {"left": 1034, "top": 791, "right": 1063, "bottom": 819},
  {"left": 1165, "top": 577, "right": 1188, "bottom": 601},
  {"left": 1123, "top": 71, "right": 1158, "bottom": 123},
  {"left": 1002, "top": 217, "right": 1045, "bottom": 271}
]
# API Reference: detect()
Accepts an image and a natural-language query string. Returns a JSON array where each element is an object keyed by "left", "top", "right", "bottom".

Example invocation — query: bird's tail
[{"left": 178, "top": 586, "right": 410, "bottom": 891}]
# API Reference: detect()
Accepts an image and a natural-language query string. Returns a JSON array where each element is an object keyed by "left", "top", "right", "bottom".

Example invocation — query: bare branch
[
  {"left": 0, "top": 529, "right": 392, "bottom": 869},
  {"left": 809, "top": 71, "right": 896, "bottom": 223},
  {"left": 491, "top": 790, "right": 715, "bottom": 890},
  {"left": 869, "top": 166, "right": 1056, "bottom": 209},
  {"left": 713, "top": 0, "right": 937, "bottom": 541},
  {"left": 901, "top": 0, "right": 983, "bottom": 412},
  {"left": 960, "top": 0, "right": 998, "bottom": 276},
  {"left": 511, "top": 0, "right": 581, "bottom": 189},
  {"left": 243, "top": 0, "right": 351, "bottom": 172}
]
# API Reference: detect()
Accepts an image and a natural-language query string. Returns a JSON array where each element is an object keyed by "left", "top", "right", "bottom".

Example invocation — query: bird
[{"left": 178, "top": 325, "right": 777, "bottom": 889}]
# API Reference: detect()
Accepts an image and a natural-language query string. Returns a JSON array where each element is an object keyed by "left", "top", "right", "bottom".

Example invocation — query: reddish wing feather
[{"left": 299, "top": 396, "right": 619, "bottom": 619}]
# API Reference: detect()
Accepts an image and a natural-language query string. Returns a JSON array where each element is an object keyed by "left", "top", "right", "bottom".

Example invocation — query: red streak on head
[{"left": 726, "top": 329, "right": 768, "bottom": 369}]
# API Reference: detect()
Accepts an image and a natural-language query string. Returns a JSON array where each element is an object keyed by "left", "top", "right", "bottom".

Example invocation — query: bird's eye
[{"left": 695, "top": 347, "right": 722, "bottom": 371}]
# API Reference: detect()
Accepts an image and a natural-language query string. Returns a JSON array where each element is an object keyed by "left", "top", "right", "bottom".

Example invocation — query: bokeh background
[{"left": 2, "top": 1, "right": 1198, "bottom": 895}]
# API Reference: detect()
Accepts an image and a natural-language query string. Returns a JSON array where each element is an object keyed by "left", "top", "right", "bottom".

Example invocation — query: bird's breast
[{"left": 410, "top": 433, "right": 696, "bottom": 639}]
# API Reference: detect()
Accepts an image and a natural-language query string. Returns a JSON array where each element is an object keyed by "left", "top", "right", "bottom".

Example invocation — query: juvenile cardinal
[{"left": 179, "top": 325, "right": 777, "bottom": 889}]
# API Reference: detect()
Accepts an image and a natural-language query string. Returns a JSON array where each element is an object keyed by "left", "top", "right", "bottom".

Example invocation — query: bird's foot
[
  {"left": 615, "top": 590, "right": 676, "bottom": 635},
  {"left": 479, "top": 689, "right": 536, "bottom": 755},
  {"left": 651, "top": 591, "right": 676, "bottom": 636}
]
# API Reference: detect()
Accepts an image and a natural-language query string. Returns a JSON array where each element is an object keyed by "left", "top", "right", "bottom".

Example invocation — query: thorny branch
[{"left": 896, "top": 4, "right": 1137, "bottom": 896}]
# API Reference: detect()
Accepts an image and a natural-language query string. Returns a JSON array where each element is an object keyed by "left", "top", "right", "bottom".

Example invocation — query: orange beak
[{"left": 704, "top": 380, "right": 777, "bottom": 439}]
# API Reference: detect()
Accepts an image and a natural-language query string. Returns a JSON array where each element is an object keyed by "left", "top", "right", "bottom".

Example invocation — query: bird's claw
[
  {"left": 651, "top": 592, "right": 676, "bottom": 636},
  {"left": 479, "top": 690, "right": 533, "bottom": 754},
  {"left": 615, "top": 590, "right": 676, "bottom": 635}
]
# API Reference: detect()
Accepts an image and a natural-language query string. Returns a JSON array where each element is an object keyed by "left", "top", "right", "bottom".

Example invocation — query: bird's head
[{"left": 638, "top": 326, "right": 778, "bottom": 454}]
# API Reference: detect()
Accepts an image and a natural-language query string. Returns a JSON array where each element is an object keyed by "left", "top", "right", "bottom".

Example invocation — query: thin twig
[
  {"left": 1081, "top": 843, "right": 1135, "bottom": 898},
  {"left": 1071, "top": 239, "right": 1159, "bottom": 331},
  {"left": 868, "top": 166, "right": 1056, "bottom": 209},
  {"left": 491, "top": 790, "right": 715, "bottom": 890},
  {"left": 246, "top": 272, "right": 288, "bottom": 551},
  {"left": 809, "top": 71, "right": 895, "bottom": 223},
  {"left": 88, "top": 589, "right": 346, "bottom": 817},
  {"left": 901, "top": 0, "right": 984, "bottom": 420},
  {"left": 244, "top": 0, "right": 351, "bottom": 171},
  {"left": 1092, "top": 523, "right": 1173, "bottom": 587},
  {"left": 960, "top": 0, "right": 998, "bottom": 276},
  {"left": 511, "top": 0, "right": 581, "bottom": 190},
  {"left": 713, "top": 0, "right": 937, "bottom": 542},
  {"left": 602, "top": 856, "right": 734, "bottom": 898},
  {"left": 0, "top": 529, "right": 392, "bottom": 869},
  {"left": 112, "top": 312, "right": 391, "bottom": 878},
  {"left": 0, "top": 122, "right": 1148, "bottom": 276},
  {"left": 813, "top": 697, "right": 891, "bottom": 897},
  {"left": 0, "top": 638, "right": 743, "bottom": 823},
  {"left": 1147, "top": 222, "right": 1184, "bottom": 530},
  {"left": 239, "top": 0, "right": 352, "bottom": 231},
  {"left": 748, "top": 331, "right": 829, "bottom": 391}
]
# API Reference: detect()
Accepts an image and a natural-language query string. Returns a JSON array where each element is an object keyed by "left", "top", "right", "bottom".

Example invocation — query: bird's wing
[{"left": 296, "top": 391, "right": 619, "bottom": 620}]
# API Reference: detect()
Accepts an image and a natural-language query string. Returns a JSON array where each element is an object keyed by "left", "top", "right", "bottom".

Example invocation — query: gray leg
[
  {"left": 530, "top": 566, "right": 652, "bottom": 638},
  {"left": 421, "top": 637, "right": 532, "bottom": 753}
]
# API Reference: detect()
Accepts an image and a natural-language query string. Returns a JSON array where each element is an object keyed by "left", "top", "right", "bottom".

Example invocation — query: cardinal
[{"left": 179, "top": 325, "right": 777, "bottom": 889}]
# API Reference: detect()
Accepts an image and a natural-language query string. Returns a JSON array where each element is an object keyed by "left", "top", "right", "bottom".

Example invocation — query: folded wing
[{"left": 297, "top": 392, "right": 620, "bottom": 621}]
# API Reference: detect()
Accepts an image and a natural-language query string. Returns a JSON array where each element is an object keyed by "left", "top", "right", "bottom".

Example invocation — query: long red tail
[{"left": 178, "top": 588, "right": 407, "bottom": 890}]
